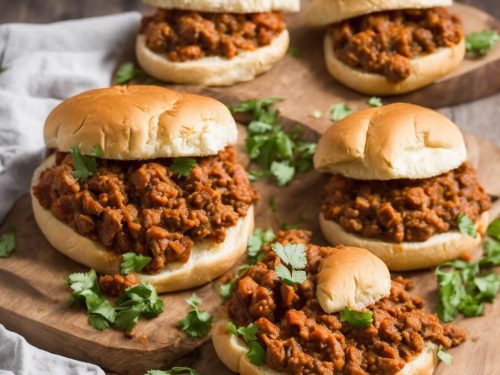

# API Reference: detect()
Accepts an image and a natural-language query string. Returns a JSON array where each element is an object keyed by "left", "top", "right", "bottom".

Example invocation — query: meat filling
[
  {"left": 330, "top": 7, "right": 463, "bottom": 82},
  {"left": 140, "top": 9, "right": 286, "bottom": 61},
  {"left": 33, "top": 146, "right": 258, "bottom": 273},
  {"left": 321, "top": 162, "right": 491, "bottom": 243},
  {"left": 227, "top": 230, "right": 466, "bottom": 375}
]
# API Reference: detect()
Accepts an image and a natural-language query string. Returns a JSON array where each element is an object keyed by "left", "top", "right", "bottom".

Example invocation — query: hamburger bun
[
  {"left": 319, "top": 211, "right": 488, "bottom": 271},
  {"left": 144, "top": 0, "right": 300, "bottom": 13},
  {"left": 313, "top": 103, "right": 467, "bottom": 180},
  {"left": 31, "top": 154, "right": 254, "bottom": 293},
  {"left": 306, "top": 0, "right": 452, "bottom": 27},
  {"left": 44, "top": 85, "right": 237, "bottom": 160},
  {"left": 323, "top": 33, "right": 465, "bottom": 96},
  {"left": 136, "top": 30, "right": 290, "bottom": 86}
]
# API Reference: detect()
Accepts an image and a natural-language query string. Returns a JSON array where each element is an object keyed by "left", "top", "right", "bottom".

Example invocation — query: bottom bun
[
  {"left": 135, "top": 29, "right": 289, "bottom": 86},
  {"left": 323, "top": 32, "right": 465, "bottom": 96},
  {"left": 213, "top": 317, "right": 438, "bottom": 375},
  {"left": 319, "top": 212, "right": 488, "bottom": 271},
  {"left": 31, "top": 154, "right": 254, "bottom": 293}
]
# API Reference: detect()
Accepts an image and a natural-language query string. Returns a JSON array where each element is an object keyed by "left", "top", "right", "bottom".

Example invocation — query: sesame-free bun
[
  {"left": 323, "top": 33, "right": 465, "bottom": 96},
  {"left": 136, "top": 30, "right": 289, "bottom": 86},
  {"left": 44, "top": 85, "right": 237, "bottom": 160},
  {"left": 313, "top": 103, "right": 467, "bottom": 180},
  {"left": 144, "top": 0, "right": 300, "bottom": 13},
  {"left": 316, "top": 246, "right": 391, "bottom": 313},
  {"left": 213, "top": 315, "right": 439, "bottom": 375},
  {"left": 306, "top": 0, "right": 452, "bottom": 27},
  {"left": 319, "top": 211, "right": 489, "bottom": 271},
  {"left": 31, "top": 154, "right": 254, "bottom": 293}
]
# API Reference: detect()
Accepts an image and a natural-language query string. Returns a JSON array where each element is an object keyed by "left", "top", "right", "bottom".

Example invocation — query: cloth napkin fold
[{"left": 0, "top": 11, "right": 141, "bottom": 375}]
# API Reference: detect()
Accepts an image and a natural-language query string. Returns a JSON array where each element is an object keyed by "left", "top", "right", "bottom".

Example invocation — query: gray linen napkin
[{"left": 0, "top": 12, "right": 141, "bottom": 375}]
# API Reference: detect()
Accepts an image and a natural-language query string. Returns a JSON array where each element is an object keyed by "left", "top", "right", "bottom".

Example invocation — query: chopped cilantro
[
  {"left": 272, "top": 243, "right": 307, "bottom": 285},
  {"left": 329, "top": 103, "right": 352, "bottom": 122},
  {"left": 368, "top": 97, "right": 382, "bottom": 107},
  {"left": 0, "top": 228, "right": 16, "bottom": 257},
  {"left": 120, "top": 252, "right": 152, "bottom": 275},
  {"left": 340, "top": 308, "right": 373, "bottom": 328},
  {"left": 287, "top": 47, "right": 303, "bottom": 58},
  {"left": 144, "top": 367, "right": 200, "bottom": 375},
  {"left": 179, "top": 293, "right": 213, "bottom": 338},
  {"left": 466, "top": 30, "right": 500, "bottom": 55},
  {"left": 69, "top": 144, "right": 102, "bottom": 182},
  {"left": 437, "top": 347, "right": 453, "bottom": 365},
  {"left": 457, "top": 213, "right": 477, "bottom": 238},
  {"left": 247, "top": 228, "right": 275, "bottom": 264},
  {"left": 114, "top": 62, "right": 159, "bottom": 85},
  {"left": 171, "top": 157, "right": 196, "bottom": 177}
]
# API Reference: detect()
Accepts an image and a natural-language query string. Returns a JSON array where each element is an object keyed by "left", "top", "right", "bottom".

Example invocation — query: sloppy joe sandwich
[
  {"left": 31, "top": 85, "right": 258, "bottom": 293},
  {"left": 136, "top": 0, "right": 300, "bottom": 86},
  {"left": 306, "top": 0, "right": 465, "bottom": 95},
  {"left": 314, "top": 103, "right": 491, "bottom": 271},
  {"left": 213, "top": 229, "right": 466, "bottom": 374}
]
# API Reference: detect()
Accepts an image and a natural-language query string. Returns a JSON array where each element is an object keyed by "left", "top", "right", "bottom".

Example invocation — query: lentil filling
[
  {"left": 321, "top": 162, "right": 491, "bottom": 243},
  {"left": 227, "top": 230, "right": 466, "bottom": 375},
  {"left": 330, "top": 7, "right": 463, "bottom": 82},
  {"left": 140, "top": 9, "right": 286, "bottom": 61},
  {"left": 32, "top": 146, "right": 258, "bottom": 273}
]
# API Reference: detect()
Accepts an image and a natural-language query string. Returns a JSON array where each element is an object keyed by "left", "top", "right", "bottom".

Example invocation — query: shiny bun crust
[
  {"left": 316, "top": 246, "right": 391, "bottom": 313},
  {"left": 313, "top": 103, "right": 467, "bottom": 180},
  {"left": 306, "top": 0, "right": 452, "bottom": 26},
  {"left": 31, "top": 154, "right": 254, "bottom": 293},
  {"left": 319, "top": 212, "right": 488, "bottom": 271},
  {"left": 44, "top": 85, "right": 237, "bottom": 159},
  {"left": 213, "top": 315, "right": 439, "bottom": 375},
  {"left": 143, "top": 0, "right": 300, "bottom": 13},
  {"left": 323, "top": 33, "right": 465, "bottom": 96},
  {"left": 136, "top": 30, "right": 289, "bottom": 86}
]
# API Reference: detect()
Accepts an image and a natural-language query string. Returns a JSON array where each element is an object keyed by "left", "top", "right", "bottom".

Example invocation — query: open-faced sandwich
[
  {"left": 306, "top": 0, "right": 465, "bottom": 95},
  {"left": 136, "top": 0, "right": 300, "bottom": 86},
  {"left": 314, "top": 103, "right": 491, "bottom": 270},
  {"left": 213, "top": 229, "right": 466, "bottom": 374},
  {"left": 31, "top": 85, "right": 258, "bottom": 293}
]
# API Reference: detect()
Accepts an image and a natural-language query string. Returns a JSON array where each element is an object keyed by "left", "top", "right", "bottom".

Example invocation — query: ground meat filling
[
  {"left": 330, "top": 7, "right": 463, "bottom": 82},
  {"left": 321, "top": 162, "right": 491, "bottom": 243},
  {"left": 227, "top": 230, "right": 466, "bottom": 375},
  {"left": 140, "top": 9, "right": 286, "bottom": 61},
  {"left": 33, "top": 146, "right": 258, "bottom": 273}
]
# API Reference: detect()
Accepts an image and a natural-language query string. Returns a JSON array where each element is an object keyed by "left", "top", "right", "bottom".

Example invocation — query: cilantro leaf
[
  {"left": 225, "top": 321, "right": 238, "bottom": 336},
  {"left": 120, "top": 252, "right": 152, "bottom": 275},
  {"left": 457, "top": 213, "right": 477, "bottom": 238},
  {"left": 272, "top": 243, "right": 307, "bottom": 285},
  {"left": 114, "top": 62, "right": 159, "bottom": 85},
  {"left": 69, "top": 144, "right": 102, "bottom": 182},
  {"left": 0, "top": 228, "right": 16, "bottom": 257},
  {"left": 368, "top": 97, "right": 382, "bottom": 107},
  {"left": 237, "top": 323, "right": 259, "bottom": 341},
  {"left": 219, "top": 282, "right": 233, "bottom": 301},
  {"left": 437, "top": 348, "right": 453, "bottom": 365},
  {"left": 145, "top": 368, "right": 200, "bottom": 375},
  {"left": 171, "top": 158, "right": 196, "bottom": 177},
  {"left": 179, "top": 293, "right": 213, "bottom": 338},
  {"left": 330, "top": 103, "right": 352, "bottom": 122},
  {"left": 247, "top": 341, "right": 266, "bottom": 366},
  {"left": 466, "top": 30, "right": 500, "bottom": 55},
  {"left": 268, "top": 195, "right": 277, "bottom": 212},
  {"left": 114, "top": 303, "right": 142, "bottom": 333},
  {"left": 231, "top": 97, "right": 283, "bottom": 118},
  {"left": 270, "top": 161, "right": 295, "bottom": 186},
  {"left": 247, "top": 228, "right": 275, "bottom": 264},
  {"left": 287, "top": 47, "right": 303, "bottom": 58},
  {"left": 340, "top": 308, "right": 373, "bottom": 328},
  {"left": 486, "top": 218, "right": 500, "bottom": 240}
]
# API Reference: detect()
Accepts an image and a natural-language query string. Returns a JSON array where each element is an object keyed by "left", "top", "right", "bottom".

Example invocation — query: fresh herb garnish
[
  {"left": 247, "top": 341, "right": 266, "bottom": 365},
  {"left": 171, "top": 157, "right": 196, "bottom": 177},
  {"left": 219, "top": 282, "right": 233, "bottom": 301},
  {"left": 0, "top": 228, "right": 16, "bottom": 257},
  {"left": 70, "top": 144, "right": 102, "bottom": 182},
  {"left": 340, "top": 308, "right": 373, "bottom": 328},
  {"left": 247, "top": 228, "right": 275, "bottom": 264},
  {"left": 457, "top": 213, "right": 477, "bottom": 238},
  {"left": 145, "top": 367, "right": 200, "bottom": 375},
  {"left": 368, "top": 97, "right": 382, "bottom": 107},
  {"left": 272, "top": 242, "right": 307, "bottom": 286},
  {"left": 309, "top": 110, "right": 322, "bottom": 119},
  {"left": 114, "top": 62, "right": 158, "bottom": 85},
  {"left": 466, "top": 30, "right": 500, "bottom": 55},
  {"left": 179, "top": 293, "right": 213, "bottom": 338},
  {"left": 437, "top": 347, "right": 453, "bottom": 365},
  {"left": 329, "top": 103, "right": 352, "bottom": 122},
  {"left": 268, "top": 195, "right": 277, "bottom": 212},
  {"left": 231, "top": 98, "right": 316, "bottom": 186},
  {"left": 120, "top": 252, "right": 152, "bottom": 275},
  {"left": 436, "top": 218, "right": 500, "bottom": 322},
  {"left": 287, "top": 47, "right": 303, "bottom": 58},
  {"left": 226, "top": 322, "right": 265, "bottom": 366}
]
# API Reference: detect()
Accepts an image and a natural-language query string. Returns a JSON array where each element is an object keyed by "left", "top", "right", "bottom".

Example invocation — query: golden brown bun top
[
  {"left": 143, "top": 0, "right": 300, "bottom": 13},
  {"left": 44, "top": 85, "right": 237, "bottom": 160},
  {"left": 316, "top": 246, "right": 391, "bottom": 313},
  {"left": 306, "top": 0, "right": 452, "bottom": 26},
  {"left": 314, "top": 103, "right": 466, "bottom": 180}
]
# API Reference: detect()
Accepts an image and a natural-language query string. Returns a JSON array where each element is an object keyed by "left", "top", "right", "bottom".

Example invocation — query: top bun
[
  {"left": 143, "top": 0, "right": 300, "bottom": 13},
  {"left": 314, "top": 103, "right": 466, "bottom": 180},
  {"left": 306, "top": 0, "right": 452, "bottom": 26},
  {"left": 316, "top": 246, "right": 391, "bottom": 313},
  {"left": 44, "top": 85, "right": 237, "bottom": 160}
]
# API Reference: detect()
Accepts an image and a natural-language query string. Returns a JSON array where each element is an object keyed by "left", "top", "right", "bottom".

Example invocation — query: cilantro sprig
[
  {"left": 114, "top": 62, "right": 159, "bottom": 85},
  {"left": 287, "top": 47, "right": 303, "bottom": 58},
  {"left": 368, "top": 97, "right": 382, "bottom": 107},
  {"left": 171, "top": 158, "right": 196, "bottom": 177},
  {"left": 437, "top": 347, "right": 453, "bottom": 365},
  {"left": 457, "top": 213, "right": 477, "bottom": 238},
  {"left": 436, "top": 218, "right": 500, "bottom": 322},
  {"left": 466, "top": 30, "right": 500, "bottom": 56},
  {"left": 329, "top": 103, "right": 352, "bottom": 122},
  {"left": 179, "top": 293, "right": 213, "bottom": 338},
  {"left": 231, "top": 98, "right": 316, "bottom": 186},
  {"left": 340, "top": 308, "right": 373, "bottom": 329},
  {"left": 70, "top": 144, "right": 102, "bottom": 182},
  {"left": 226, "top": 322, "right": 266, "bottom": 366},
  {"left": 272, "top": 242, "right": 307, "bottom": 286},
  {"left": 0, "top": 228, "right": 16, "bottom": 257},
  {"left": 248, "top": 228, "right": 275, "bottom": 264},
  {"left": 145, "top": 368, "right": 200, "bottom": 375},
  {"left": 121, "top": 252, "right": 152, "bottom": 275}
]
